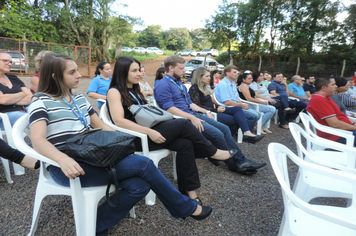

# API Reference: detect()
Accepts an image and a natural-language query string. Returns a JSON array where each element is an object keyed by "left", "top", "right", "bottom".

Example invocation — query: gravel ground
[{"left": 0, "top": 74, "right": 301, "bottom": 236}]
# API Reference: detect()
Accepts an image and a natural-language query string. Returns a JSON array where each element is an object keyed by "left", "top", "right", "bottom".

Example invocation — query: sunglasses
[{"left": 0, "top": 59, "right": 13, "bottom": 65}]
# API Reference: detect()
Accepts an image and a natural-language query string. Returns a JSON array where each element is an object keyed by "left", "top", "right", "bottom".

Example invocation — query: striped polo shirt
[{"left": 28, "top": 94, "right": 96, "bottom": 147}]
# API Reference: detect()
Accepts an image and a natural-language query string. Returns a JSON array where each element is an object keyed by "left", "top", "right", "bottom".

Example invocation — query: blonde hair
[
  {"left": 191, "top": 67, "right": 211, "bottom": 96},
  {"left": 35, "top": 50, "right": 54, "bottom": 72}
]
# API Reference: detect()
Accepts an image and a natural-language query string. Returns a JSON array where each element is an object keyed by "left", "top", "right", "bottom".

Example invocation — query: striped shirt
[{"left": 28, "top": 94, "right": 96, "bottom": 147}]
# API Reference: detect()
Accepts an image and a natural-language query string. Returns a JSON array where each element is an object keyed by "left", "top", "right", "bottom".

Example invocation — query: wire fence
[{"left": 0, "top": 37, "right": 91, "bottom": 77}]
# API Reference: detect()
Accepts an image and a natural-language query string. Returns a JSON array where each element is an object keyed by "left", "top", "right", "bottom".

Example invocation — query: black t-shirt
[{"left": 0, "top": 74, "right": 27, "bottom": 113}]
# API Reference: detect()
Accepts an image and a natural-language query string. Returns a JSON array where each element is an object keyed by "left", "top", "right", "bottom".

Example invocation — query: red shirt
[
  {"left": 352, "top": 75, "right": 356, "bottom": 85},
  {"left": 306, "top": 93, "right": 352, "bottom": 141}
]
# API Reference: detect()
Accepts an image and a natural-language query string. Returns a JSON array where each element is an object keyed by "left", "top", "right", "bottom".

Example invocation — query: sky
[{"left": 113, "top": 0, "right": 353, "bottom": 32}]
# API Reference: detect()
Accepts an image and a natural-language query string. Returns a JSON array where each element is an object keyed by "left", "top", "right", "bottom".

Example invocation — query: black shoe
[
  {"left": 235, "top": 159, "right": 266, "bottom": 172},
  {"left": 180, "top": 190, "right": 203, "bottom": 206},
  {"left": 237, "top": 170, "right": 258, "bottom": 175},
  {"left": 283, "top": 108, "right": 296, "bottom": 114},
  {"left": 34, "top": 160, "right": 40, "bottom": 170},
  {"left": 224, "top": 156, "right": 238, "bottom": 172},
  {"left": 209, "top": 149, "right": 237, "bottom": 166},
  {"left": 191, "top": 206, "right": 213, "bottom": 220},
  {"left": 242, "top": 135, "right": 265, "bottom": 144},
  {"left": 208, "top": 157, "right": 220, "bottom": 166}
]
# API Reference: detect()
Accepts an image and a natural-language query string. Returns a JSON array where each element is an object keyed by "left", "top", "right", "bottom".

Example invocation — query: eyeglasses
[{"left": 0, "top": 59, "right": 13, "bottom": 65}]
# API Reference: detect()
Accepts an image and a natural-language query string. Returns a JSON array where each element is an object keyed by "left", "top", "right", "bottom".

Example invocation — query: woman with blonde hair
[
  {"left": 30, "top": 50, "right": 54, "bottom": 94},
  {"left": 189, "top": 67, "right": 264, "bottom": 144}
]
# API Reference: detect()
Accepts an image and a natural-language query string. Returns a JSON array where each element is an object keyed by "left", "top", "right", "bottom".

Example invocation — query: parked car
[
  {"left": 146, "top": 47, "right": 163, "bottom": 55},
  {"left": 121, "top": 47, "right": 132, "bottom": 52},
  {"left": 184, "top": 62, "right": 195, "bottom": 77},
  {"left": 196, "top": 49, "right": 219, "bottom": 57},
  {"left": 133, "top": 47, "right": 147, "bottom": 53},
  {"left": 1, "top": 51, "right": 28, "bottom": 73},
  {"left": 178, "top": 50, "right": 197, "bottom": 57},
  {"left": 220, "top": 50, "right": 238, "bottom": 56},
  {"left": 187, "top": 57, "right": 224, "bottom": 71}
]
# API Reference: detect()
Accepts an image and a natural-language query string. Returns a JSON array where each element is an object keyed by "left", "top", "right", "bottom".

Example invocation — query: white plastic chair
[
  {"left": 212, "top": 92, "right": 252, "bottom": 138},
  {"left": 289, "top": 123, "right": 356, "bottom": 203},
  {"left": 12, "top": 115, "right": 135, "bottom": 236},
  {"left": 300, "top": 112, "right": 354, "bottom": 147},
  {"left": 100, "top": 102, "right": 177, "bottom": 205},
  {"left": 0, "top": 112, "right": 25, "bottom": 183},
  {"left": 268, "top": 143, "right": 356, "bottom": 236}
]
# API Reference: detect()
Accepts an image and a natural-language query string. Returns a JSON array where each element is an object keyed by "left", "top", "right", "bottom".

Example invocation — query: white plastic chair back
[
  {"left": 13, "top": 115, "right": 135, "bottom": 236},
  {"left": 300, "top": 112, "right": 354, "bottom": 147},
  {"left": 268, "top": 143, "right": 356, "bottom": 236},
  {"left": 0, "top": 112, "right": 25, "bottom": 183},
  {"left": 289, "top": 123, "right": 356, "bottom": 203},
  {"left": 100, "top": 103, "right": 177, "bottom": 205}
]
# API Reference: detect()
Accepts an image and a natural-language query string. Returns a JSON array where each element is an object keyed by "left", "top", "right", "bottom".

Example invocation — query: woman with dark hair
[
  {"left": 237, "top": 73, "right": 276, "bottom": 134},
  {"left": 0, "top": 52, "right": 32, "bottom": 128},
  {"left": 154, "top": 67, "right": 165, "bottom": 86},
  {"left": 106, "top": 56, "right": 235, "bottom": 205},
  {"left": 87, "top": 61, "right": 112, "bottom": 109},
  {"left": 189, "top": 67, "right": 264, "bottom": 143},
  {"left": 29, "top": 54, "right": 213, "bottom": 236},
  {"left": 249, "top": 71, "right": 295, "bottom": 129}
]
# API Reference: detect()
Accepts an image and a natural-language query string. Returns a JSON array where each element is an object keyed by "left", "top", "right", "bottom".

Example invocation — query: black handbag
[{"left": 65, "top": 129, "right": 136, "bottom": 207}]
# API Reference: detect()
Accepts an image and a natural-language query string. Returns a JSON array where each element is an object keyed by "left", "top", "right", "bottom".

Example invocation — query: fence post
[
  {"left": 296, "top": 57, "right": 300, "bottom": 75},
  {"left": 341, "top": 60, "right": 346, "bottom": 77},
  {"left": 258, "top": 55, "right": 262, "bottom": 71}
]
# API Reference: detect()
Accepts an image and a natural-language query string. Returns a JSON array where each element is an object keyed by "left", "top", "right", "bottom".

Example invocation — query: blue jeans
[
  {"left": 49, "top": 154, "right": 196, "bottom": 235},
  {"left": 217, "top": 106, "right": 250, "bottom": 134},
  {"left": 194, "top": 113, "right": 246, "bottom": 162},
  {"left": 249, "top": 104, "right": 276, "bottom": 127},
  {"left": 0, "top": 110, "right": 26, "bottom": 129},
  {"left": 242, "top": 108, "right": 261, "bottom": 131},
  {"left": 288, "top": 100, "right": 308, "bottom": 120}
]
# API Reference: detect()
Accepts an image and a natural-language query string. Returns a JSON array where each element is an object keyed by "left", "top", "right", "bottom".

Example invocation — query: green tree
[
  {"left": 204, "top": 0, "right": 238, "bottom": 62},
  {"left": 190, "top": 28, "right": 211, "bottom": 51},
  {"left": 164, "top": 28, "right": 192, "bottom": 51},
  {"left": 138, "top": 25, "right": 163, "bottom": 48}
]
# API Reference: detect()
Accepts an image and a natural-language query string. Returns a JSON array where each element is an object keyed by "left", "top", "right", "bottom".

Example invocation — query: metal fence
[{"left": 0, "top": 37, "right": 91, "bottom": 77}]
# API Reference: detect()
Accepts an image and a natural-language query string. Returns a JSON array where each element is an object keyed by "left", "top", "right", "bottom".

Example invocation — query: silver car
[
  {"left": 187, "top": 57, "right": 224, "bottom": 71},
  {"left": 4, "top": 51, "right": 28, "bottom": 73},
  {"left": 178, "top": 50, "right": 197, "bottom": 57}
]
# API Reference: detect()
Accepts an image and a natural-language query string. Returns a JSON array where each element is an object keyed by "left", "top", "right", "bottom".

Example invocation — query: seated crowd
[{"left": 1, "top": 50, "right": 356, "bottom": 235}]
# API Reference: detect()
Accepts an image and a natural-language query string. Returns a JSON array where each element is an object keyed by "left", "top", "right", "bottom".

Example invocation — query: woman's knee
[{"left": 120, "top": 177, "right": 150, "bottom": 197}]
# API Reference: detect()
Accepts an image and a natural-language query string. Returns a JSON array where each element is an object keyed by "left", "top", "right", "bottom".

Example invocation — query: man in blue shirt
[
  {"left": 154, "top": 56, "right": 266, "bottom": 175},
  {"left": 288, "top": 75, "right": 309, "bottom": 103},
  {"left": 214, "top": 65, "right": 261, "bottom": 132},
  {"left": 268, "top": 73, "right": 306, "bottom": 122}
]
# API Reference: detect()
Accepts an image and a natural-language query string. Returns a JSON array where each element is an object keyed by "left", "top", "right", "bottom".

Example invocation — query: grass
[{"left": 115, "top": 51, "right": 162, "bottom": 62}]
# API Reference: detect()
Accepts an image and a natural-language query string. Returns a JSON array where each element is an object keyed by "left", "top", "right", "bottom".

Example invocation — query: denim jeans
[
  {"left": 194, "top": 113, "right": 246, "bottom": 162},
  {"left": 0, "top": 110, "right": 26, "bottom": 130},
  {"left": 248, "top": 104, "right": 276, "bottom": 127},
  {"left": 242, "top": 108, "right": 261, "bottom": 131},
  {"left": 288, "top": 100, "right": 308, "bottom": 120},
  {"left": 217, "top": 106, "right": 250, "bottom": 134},
  {"left": 49, "top": 154, "right": 196, "bottom": 235}
]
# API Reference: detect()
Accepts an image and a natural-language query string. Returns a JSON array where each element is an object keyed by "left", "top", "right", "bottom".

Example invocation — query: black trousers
[
  {"left": 0, "top": 138, "right": 24, "bottom": 164},
  {"left": 134, "top": 119, "right": 217, "bottom": 192}
]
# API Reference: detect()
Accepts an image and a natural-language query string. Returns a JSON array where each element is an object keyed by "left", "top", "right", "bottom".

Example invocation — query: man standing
[
  {"left": 268, "top": 72, "right": 306, "bottom": 122},
  {"left": 303, "top": 75, "right": 315, "bottom": 99},
  {"left": 154, "top": 56, "right": 265, "bottom": 175},
  {"left": 288, "top": 75, "right": 309, "bottom": 104},
  {"left": 307, "top": 76, "right": 356, "bottom": 146},
  {"left": 214, "top": 65, "right": 261, "bottom": 131}
]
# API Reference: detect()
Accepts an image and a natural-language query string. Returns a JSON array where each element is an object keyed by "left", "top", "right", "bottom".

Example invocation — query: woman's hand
[
  {"left": 268, "top": 98, "right": 276, "bottom": 104},
  {"left": 57, "top": 155, "right": 85, "bottom": 179},
  {"left": 207, "top": 112, "right": 214, "bottom": 119},
  {"left": 217, "top": 106, "right": 225, "bottom": 113},
  {"left": 148, "top": 129, "right": 166, "bottom": 144}
]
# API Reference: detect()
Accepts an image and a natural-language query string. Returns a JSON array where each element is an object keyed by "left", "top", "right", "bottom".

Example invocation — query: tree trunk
[{"left": 64, "top": 0, "right": 83, "bottom": 46}]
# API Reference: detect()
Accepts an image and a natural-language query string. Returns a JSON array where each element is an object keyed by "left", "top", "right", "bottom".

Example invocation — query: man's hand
[
  {"left": 207, "top": 112, "right": 214, "bottom": 119},
  {"left": 190, "top": 116, "right": 205, "bottom": 132},
  {"left": 241, "top": 103, "right": 249, "bottom": 110},
  {"left": 217, "top": 106, "right": 225, "bottom": 113}
]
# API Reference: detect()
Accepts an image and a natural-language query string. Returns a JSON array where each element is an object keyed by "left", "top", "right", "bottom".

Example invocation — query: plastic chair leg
[
  {"left": 172, "top": 152, "right": 177, "bottom": 181},
  {"left": 1, "top": 157, "right": 13, "bottom": 183},
  {"left": 13, "top": 163, "right": 25, "bottom": 175},
  {"left": 27, "top": 191, "right": 47, "bottom": 236}
]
